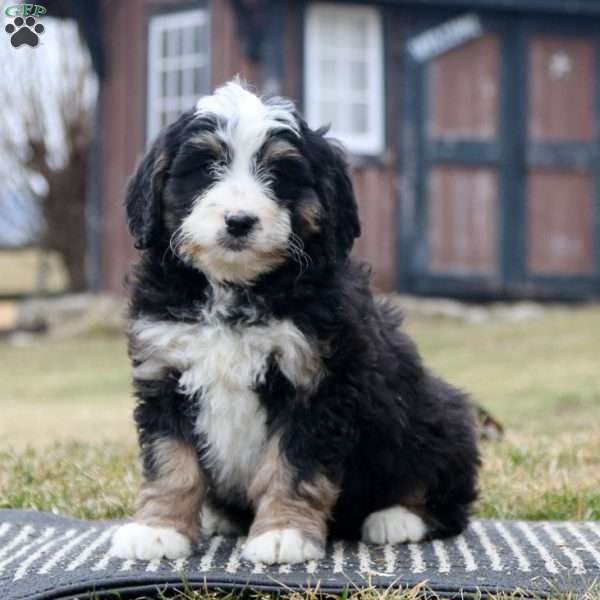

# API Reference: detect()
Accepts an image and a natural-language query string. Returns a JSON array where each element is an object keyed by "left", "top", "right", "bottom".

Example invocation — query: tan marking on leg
[
  {"left": 247, "top": 436, "right": 338, "bottom": 545},
  {"left": 135, "top": 438, "right": 206, "bottom": 543}
]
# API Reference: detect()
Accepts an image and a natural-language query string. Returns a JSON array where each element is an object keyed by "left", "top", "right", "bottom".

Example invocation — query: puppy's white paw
[
  {"left": 201, "top": 504, "right": 242, "bottom": 537},
  {"left": 242, "top": 528, "right": 324, "bottom": 564},
  {"left": 361, "top": 506, "right": 427, "bottom": 544},
  {"left": 111, "top": 522, "right": 192, "bottom": 560}
]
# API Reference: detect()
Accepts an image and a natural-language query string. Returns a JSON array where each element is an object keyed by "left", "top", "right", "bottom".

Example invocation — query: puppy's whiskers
[{"left": 288, "top": 232, "right": 311, "bottom": 278}]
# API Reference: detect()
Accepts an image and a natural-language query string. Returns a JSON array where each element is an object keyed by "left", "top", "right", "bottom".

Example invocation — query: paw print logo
[{"left": 5, "top": 16, "right": 45, "bottom": 48}]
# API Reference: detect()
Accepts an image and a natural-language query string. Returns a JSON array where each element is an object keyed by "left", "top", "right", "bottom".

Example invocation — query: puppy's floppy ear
[
  {"left": 126, "top": 111, "right": 196, "bottom": 249},
  {"left": 325, "top": 138, "right": 361, "bottom": 257},
  {"left": 125, "top": 133, "right": 169, "bottom": 250},
  {"left": 300, "top": 121, "right": 361, "bottom": 259}
]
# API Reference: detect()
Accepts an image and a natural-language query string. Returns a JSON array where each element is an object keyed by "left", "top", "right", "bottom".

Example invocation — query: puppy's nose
[{"left": 224, "top": 212, "right": 258, "bottom": 237}]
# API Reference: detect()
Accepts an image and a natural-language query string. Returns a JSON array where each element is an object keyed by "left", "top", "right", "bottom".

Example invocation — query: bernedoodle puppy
[{"left": 111, "top": 80, "right": 480, "bottom": 564}]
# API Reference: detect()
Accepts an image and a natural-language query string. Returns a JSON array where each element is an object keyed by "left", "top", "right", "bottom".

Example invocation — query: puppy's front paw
[
  {"left": 361, "top": 506, "right": 427, "bottom": 544},
  {"left": 242, "top": 528, "right": 324, "bottom": 564},
  {"left": 111, "top": 522, "right": 192, "bottom": 560}
]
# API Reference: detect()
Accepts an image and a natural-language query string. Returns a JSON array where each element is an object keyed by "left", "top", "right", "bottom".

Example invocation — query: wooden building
[{"left": 85, "top": 0, "right": 600, "bottom": 297}]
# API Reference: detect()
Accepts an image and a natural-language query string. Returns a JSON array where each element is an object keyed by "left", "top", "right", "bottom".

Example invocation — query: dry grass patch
[{"left": 1, "top": 304, "right": 599, "bottom": 523}]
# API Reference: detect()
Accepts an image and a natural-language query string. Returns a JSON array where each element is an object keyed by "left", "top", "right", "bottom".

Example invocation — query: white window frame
[
  {"left": 304, "top": 3, "right": 385, "bottom": 155},
  {"left": 147, "top": 7, "right": 210, "bottom": 142}
]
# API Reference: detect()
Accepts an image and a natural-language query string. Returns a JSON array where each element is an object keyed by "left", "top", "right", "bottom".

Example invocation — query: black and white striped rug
[{"left": 0, "top": 510, "right": 599, "bottom": 599}]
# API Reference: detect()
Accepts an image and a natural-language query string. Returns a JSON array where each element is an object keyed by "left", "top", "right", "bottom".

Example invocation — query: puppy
[{"left": 111, "top": 80, "right": 480, "bottom": 564}]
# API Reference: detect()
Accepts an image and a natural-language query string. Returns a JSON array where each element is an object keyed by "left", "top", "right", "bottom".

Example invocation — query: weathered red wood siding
[
  {"left": 526, "top": 35, "right": 596, "bottom": 276},
  {"left": 100, "top": 0, "right": 258, "bottom": 293},
  {"left": 425, "top": 34, "right": 501, "bottom": 278},
  {"left": 101, "top": 0, "right": 145, "bottom": 294},
  {"left": 352, "top": 167, "right": 397, "bottom": 290}
]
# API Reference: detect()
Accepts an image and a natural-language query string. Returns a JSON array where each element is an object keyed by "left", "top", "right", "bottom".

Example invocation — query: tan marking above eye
[
  {"left": 188, "top": 133, "right": 227, "bottom": 157},
  {"left": 262, "top": 139, "right": 303, "bottom": 162}
]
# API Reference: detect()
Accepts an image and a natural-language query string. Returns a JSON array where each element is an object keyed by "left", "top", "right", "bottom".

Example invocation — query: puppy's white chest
[
  {"left": 130, "top": 316, "right": 320, "bottom": 495},
  {"left": 185, "top": 324, "right": 273, "bottom": 494}
]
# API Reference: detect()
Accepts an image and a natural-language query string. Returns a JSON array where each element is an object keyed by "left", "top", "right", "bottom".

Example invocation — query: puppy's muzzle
[{"left": 225, "top": 212, "right": 259, "bottom": 238}]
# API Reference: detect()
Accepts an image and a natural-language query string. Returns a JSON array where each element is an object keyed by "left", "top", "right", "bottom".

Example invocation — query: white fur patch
[
  {"left": 242, "top": 528, "right": 324, "bottom": 564},
  {"left": 361, "top": 506, "right": 427, "bottom": 545},
  {"left": 130, "top": 313, "right": 321, "bottom": 497},
  {"left": 195, "top": 79, "right": 298, "bottom": 145},
  {"left": 111, "top": 523, "right": 192, "bottom": 560}
]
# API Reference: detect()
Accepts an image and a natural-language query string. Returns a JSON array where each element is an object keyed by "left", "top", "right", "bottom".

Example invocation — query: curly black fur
[{"left": 125, "top": 88, "right": 480, "bottom": 542}]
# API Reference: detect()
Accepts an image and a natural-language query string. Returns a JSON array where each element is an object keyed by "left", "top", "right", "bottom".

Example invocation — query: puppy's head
[{"left": 126, "top": 80, "right": 360, "bottom": 284}]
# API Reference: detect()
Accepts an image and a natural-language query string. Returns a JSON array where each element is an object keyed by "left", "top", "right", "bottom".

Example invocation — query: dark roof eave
[{"left": 369, "top": 0, "right": 600, "bottom": 16}]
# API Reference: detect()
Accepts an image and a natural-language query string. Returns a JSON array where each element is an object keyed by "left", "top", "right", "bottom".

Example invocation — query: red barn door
[{"left": 402, "top": 13, "right": 600, "bottom": 298}]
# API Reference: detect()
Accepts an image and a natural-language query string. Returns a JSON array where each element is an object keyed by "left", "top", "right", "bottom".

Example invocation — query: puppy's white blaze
[
  {"left": 186, "top": 80, "right": 299, "bottom": 283},
  {"left": 130, "top": 316, "right": 321, "bottom": 495},
  {"left": 195, "top": 80, "right": 298, "bottom": 149}
]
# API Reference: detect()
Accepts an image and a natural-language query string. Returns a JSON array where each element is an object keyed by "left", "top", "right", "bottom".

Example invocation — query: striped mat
[{"left": 0, "top": 510, "right": 599, "bottom": 599}]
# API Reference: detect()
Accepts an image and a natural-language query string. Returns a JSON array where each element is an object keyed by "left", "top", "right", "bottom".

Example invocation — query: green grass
[
  {"left": 1, "top": 304, "right": 600, "bottom": 598},
  {"left": 405, "top": 306, "right": 600, "bottom": 522},
  {"left": 0, "top": 330, "right": 133, "bottom": 447},
  {"left": 1, "top": 305, "right": 599, "bottom": 522}
]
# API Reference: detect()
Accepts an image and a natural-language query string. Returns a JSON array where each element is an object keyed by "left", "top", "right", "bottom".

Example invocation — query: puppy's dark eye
[
  {"left": 270, "top": 158, "right": 312, "bottom": 185},
  {"left": 171, "top": 155, "right": 217, "bottom": 179}
]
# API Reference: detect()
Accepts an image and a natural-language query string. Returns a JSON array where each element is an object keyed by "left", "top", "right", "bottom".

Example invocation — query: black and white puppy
[{"left": 111, "top": 81, "right": 480, "bottom": 564}]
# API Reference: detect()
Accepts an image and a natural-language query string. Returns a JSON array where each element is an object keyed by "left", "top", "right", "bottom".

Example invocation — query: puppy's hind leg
[
  {"left": 112, "top": 437, "right": 206, "bottom": 560},
  {"left": 361, "top": 506, "right": 428, "bottom": 545}
]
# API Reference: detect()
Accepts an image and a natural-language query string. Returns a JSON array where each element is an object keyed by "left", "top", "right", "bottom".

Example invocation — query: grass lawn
[{"left": 1, "top": 303, "right": 599, "bottom": 598}]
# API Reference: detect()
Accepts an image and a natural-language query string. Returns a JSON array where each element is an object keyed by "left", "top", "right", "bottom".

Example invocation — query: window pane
[
  {"left": 148, "top": 9, "right": 210, "bottom": 143},
  {"left": 166, "top": 110, "right": 179, "bottom": 125},
  {"left": 350, "top": 102, "right": 367, "bottom": 134},
  {"left": 166, "top": 70, "right": 178, "bottom": 97},
  {"left": 161, "top": 71, "right": 168, "bottom": 98},
  {"left": 182, "top": 68, "right": 194, "bottom": 96},
  {"left": 319, "top": 58, "right": 337, "bottom": 89},
  {"left": 194, "top": 25, "right": 207, "bottom": 53},
  {"left": 320, "top": 101, "right": 337, "bottom": 126},
  {"left": 194, "top": 66, "right": 209, "bottom": 93},
  {"left": 348, "top": 16, "right": 367, "bottom": 49},
  {"left": 182, "top": 26, "right": 195, "bottom": 56},
  {"left": 161, "top": 30, "right": 169, "bottom": 58},
  {"left": 305, "top": 5, "right": 382, "bottom": 154},
  {"left": 177, "top": 69, "right": 184, "bottom": 97},
  {"left": 166, "top": 29, "right": 180, "bottom": 57},
  {"left": 349, "top": 60, "right": 366, "bottom": 91},
  {"left": 319, "top": 17, "right": 337, "bottom": 46}
]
